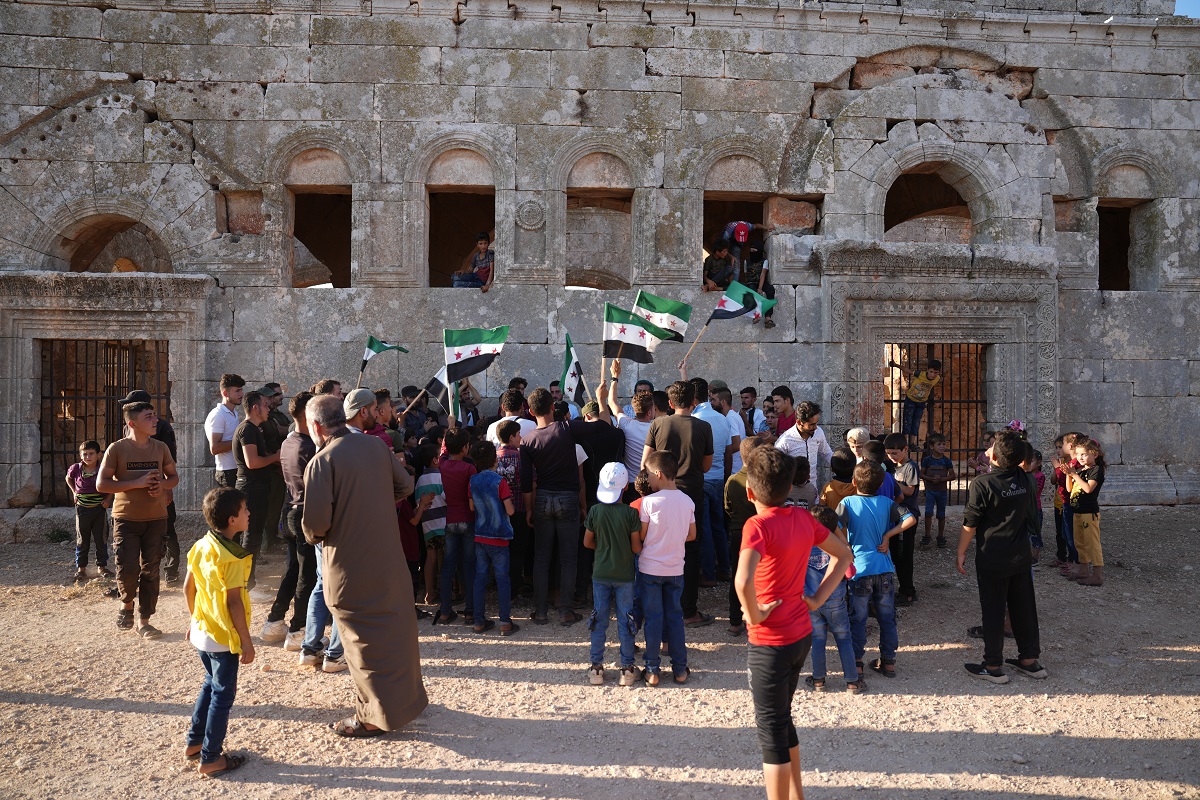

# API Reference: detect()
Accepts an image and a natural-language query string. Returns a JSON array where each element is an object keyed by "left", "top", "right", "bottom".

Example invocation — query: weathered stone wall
[{"left": 0, "top": 0, "right": 1197, "bottom": 508}]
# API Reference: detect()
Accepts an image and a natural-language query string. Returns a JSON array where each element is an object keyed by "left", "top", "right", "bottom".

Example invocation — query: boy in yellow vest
[{"left": 183, "top": 487, "right": 255, "bottom": 777}]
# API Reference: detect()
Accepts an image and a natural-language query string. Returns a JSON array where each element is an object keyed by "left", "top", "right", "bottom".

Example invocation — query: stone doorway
[
  {"left": 38, "top": 339, "right": 171, "bottom": 506},
  {"left": 883, "top": 342, "right": 988, "bottom": 505}
]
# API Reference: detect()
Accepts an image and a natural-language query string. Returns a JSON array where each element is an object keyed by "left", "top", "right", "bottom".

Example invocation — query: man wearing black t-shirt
[
  {"left": 642, "top": 380, "right": 715, "bottom": 627},
  {"left": 957, "top": 431, "right": 1046, "bottom": 684},
  {"left": 234, "top": 390, "right": 280, "bottom": 589}
]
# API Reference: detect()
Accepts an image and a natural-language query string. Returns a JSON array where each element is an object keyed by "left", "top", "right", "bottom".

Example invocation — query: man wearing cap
[
  {"left": 120, "top": 389, "right": 180, "bottom": 582},
  {"left": 846, "top": 427, "right": 871, "bottom": 463},
  {"left": 302, "top": 395, "right": 425, "bottom": 737},
  {"left": 343, "top": 388, "right": 378, "bottom": 434},
  {"left": 204, "top": 374, "right": 245, "bottom": 488},
  {"left": 233, "top": 390, "right": 279, "bottom": 589},
  {"left": 259, "top": 383, "right": 289, "bottom": 555}
]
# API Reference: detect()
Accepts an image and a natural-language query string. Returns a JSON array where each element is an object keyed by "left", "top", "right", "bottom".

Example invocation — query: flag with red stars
[
  {"left": 443, "top": 325, "right": 509, "bottom": 384},
  {"left": 602, "top": 303, "right": 672, "bottom": 364},
  {"left": 560, "top": 332, "right": 588, "bottom": 406},
  {"left": 707, "top": 280, "right": 777, "bottom": 324},
  {"left": 633, "top": 291, "right": 691, "bottom": 343}
]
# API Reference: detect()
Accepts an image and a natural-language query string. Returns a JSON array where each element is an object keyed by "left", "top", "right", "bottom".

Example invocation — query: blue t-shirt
[
  {"left": 876, "top": 470, "right": 898, "bottom": 501},
  {"left": 922, "top": 455, "right": 954, "bottom": 492},
  {"left": 835, "top": 494, "right": 911, "bottom": 578},
  {"left": 693, "top": 404, "right": 732, "bottom": 483},
  {"left": 470, "top": 471, "right": 513, "bottom": 540}
]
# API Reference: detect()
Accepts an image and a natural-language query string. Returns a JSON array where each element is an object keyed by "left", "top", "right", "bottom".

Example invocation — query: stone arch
[
  {"left": 25, "top": 197, "right": 183, "bottom": 272},
  {"left": 549, "top": 132, "right": 656, "bottom": 190},
  {"left": 778, "top": 122, "right": 832, "bottom": 195},
  {"left": 681, "top": 135, "right": 776, "bottom": 192},
  {"left": 265, "top": 128, "right": 372, "bottom": 185},
  {"left": 1093, "top": 145, "right": 1172, "bottom": 199},
  {"left": 404, "top": 130, "right": 515, "bottom": 190}
]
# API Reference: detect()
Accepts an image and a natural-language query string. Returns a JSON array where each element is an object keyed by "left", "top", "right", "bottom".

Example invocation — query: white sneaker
[
  {"left": 322, "top": 655, "right": 348, "bottom": 673},
  {"left": 619, "top": 666, "right": 640, "bottom": 686},
  {"left": 298, "top": 652, "right": 321, "bottom": 667},
  {"left": 588, "top": 665, "right": 604, "bottom": 685},
  {"left": 260, "top": 620, "right": 288, "bottom": 643},
  {"left": 283, "top": 630, "right": 304, "bottom": 651}
]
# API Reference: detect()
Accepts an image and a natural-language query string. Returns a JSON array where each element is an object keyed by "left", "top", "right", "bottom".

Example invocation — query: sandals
[
  {"left": 805, "top": 675, "right": 826, "bottom": 692},
  {"left": 472, "top": 619, "right": 495, "bottom": 634},
  {"left": 644, "top": 669, "right": 661, "bottom": 687},
  {"left": 673, "top": 668, "right": 691, "bottom": 685},
  {"left": 684, "top": 612, "right": 714, "bottom": 628},
  {"left": 431, "top": 609, "right": 458, "bottom": 626},
  {"left": 855, "top": 660, "right": 865, "bottom": 678},
  {"left": 199, "top": 753, "right": 246, "bottom": 778},
  {"left": 726, "top": 623, "right": 746, "bottom": 637},
  {"left": 138, "top": 624, "right": 164, "bottom": 640},
  {"left": 529, "top": 614, "right": 550, "bottom": 625},
  {"left": 559, "top": 610, "right": 582, "bottom": 626},
  {"left": 1004, "top": 658, "right": 1049, "bottom": 679},
  {"left": 329, "top": 717, "right": 387, "bottom": 739},
  {"left": 869, "top": 658, "right": 896, "bottom": 678},
  {"left": 499, "top": 622, "right": 520, "bottom": 636},
  {"left": 846, "top": 679, "right": 868, "bottom": 694},
  {"left": 116, "top": 609, "right": 134, "bottom": 630}
]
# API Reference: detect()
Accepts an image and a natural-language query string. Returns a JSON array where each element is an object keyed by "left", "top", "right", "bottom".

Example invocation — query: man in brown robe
[{"left": 302, "top": 395, "right": 428, "bottom": 736}]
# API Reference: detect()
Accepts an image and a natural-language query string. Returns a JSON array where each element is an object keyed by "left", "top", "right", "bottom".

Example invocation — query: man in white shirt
[
  {"left": 621, "top": 378, "right": 654, "bottom": 419},
  {"left": 607, "top": 360, "right": 655, "bottom": 479},
  {"left": 486, "top": 389, "right": 537, "bottom": 446},
  {"left": 709, "top": 385, "right": 747, "bottom": 474},
  {"left": 774, "top": 400, "right": 834, "bottom": 490},
  {"left": 739, "top": 386, "right": 768, "bottom": 435},
  {"left": 204, "top": 373, "right": 244, "bottom": 487}
]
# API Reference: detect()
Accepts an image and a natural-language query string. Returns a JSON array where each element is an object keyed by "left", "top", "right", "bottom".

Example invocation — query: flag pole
[
  {"left": 679, "top": 324, "right": 709, "bottom": 369},
  {"left": 355, "top": 369, "right": 365, "bottom": 390},
  {"left": 400, "top": 388, "right": 428, "bottom": 418}
]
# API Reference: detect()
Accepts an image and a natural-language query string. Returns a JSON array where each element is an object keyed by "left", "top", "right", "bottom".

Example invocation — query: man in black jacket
[{"left": 957, "top": 430, "right": 1047, "bottom": 684}]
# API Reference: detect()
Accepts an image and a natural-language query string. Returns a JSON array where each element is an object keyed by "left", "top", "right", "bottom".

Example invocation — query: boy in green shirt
[
  {"left": 583, "top": 462, "right": 642, "bottom": 686},
  {"left": 183, "top": 487, "right": 255, "bottom": 777}
]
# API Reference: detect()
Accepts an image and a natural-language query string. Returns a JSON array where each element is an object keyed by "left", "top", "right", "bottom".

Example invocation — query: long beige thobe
[{"left": 302, "top": 429, "right": 427, "bottom": 730}]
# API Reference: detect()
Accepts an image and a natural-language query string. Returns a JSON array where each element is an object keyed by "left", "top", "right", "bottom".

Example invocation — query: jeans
[
  {"left": 452, "top": 272, "right": 485, "bottom": 288},
  {"left": 728, "top": 526, "right": 744, "bottom": 627},
  {"left": 977, "top": 566, "right": 1040, "bottom": 666},
  {"left": 638, "top": 572, "right": 686, "bottom": 675},
  {"left": 474, "top": 543, "right": 512, "bottom": 624},
  {"left": 699, "top": 480, "right": 729, "bottom": 579},
  {"left": 263, "top": 469, "right": 286, "bottom": 549},
  {"left": 1061, "top": 504, "right": 1079, "bottom": 563},
  {"left": 113, "top": 517, "right": 166, "bottom": 617},
  {"left": 1031, "top": 508, "right": 1045, "bottom": 550},
  {"left": 589, "top": 579, "right": 636, "bottom": 667},
  {"left": 235, "top": 476, "right": 269, "bottom": 587},
  {"left": 532, "top": 490, "right": 580, "bottom": 617},
  {"left": 441, "top": 522, "right": 476, "bottom": 617},
  {"left": 186, "top": 650, "right": 239, "bottom": 765},
  {"left": 509, "top": 512, "right": 533, "bottom": 591},
  {"left": 849, "top": 572, "right": 898, "bottom": 662},
  {"left": 924, "top": 489, "right": 948, "bottom": 519},
  {"left": 809, "top": 582, "right": 857, "bottom": 682},
  {"left": 301, "top": 542, "right": 343, "bottom": 659},
  {"left": 747, "top": 634, "right": 811, "bottom": 765},
  {"left": 75, "top": 505, "right": 108, "bottom": 570},
  {"left": 268, "top": 507, "right": 317, "bottom": 631},
  {"left": 901, "top": 400, "right": 926, "bottom": 437}
]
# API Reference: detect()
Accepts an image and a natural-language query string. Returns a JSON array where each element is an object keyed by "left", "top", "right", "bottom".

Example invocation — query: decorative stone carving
[{"left": 516, "top": 200, "right": 546, "bottom": 231}]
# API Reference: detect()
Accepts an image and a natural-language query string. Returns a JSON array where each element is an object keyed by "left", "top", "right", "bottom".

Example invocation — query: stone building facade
[{"left": 0, "top": 0, "right": 1197, "bottom": 511}]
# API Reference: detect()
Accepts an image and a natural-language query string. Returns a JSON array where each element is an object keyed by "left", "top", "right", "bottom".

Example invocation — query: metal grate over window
[
  {"left": 38, "top": 339, "right": 171, "bottom": 506},
  {"left": 884, "top": 343, "right": 988, "bottom": 507}
]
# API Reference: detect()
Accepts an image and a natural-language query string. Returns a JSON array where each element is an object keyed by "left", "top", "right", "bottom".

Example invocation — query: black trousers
[
  {"left": 747, "top": 634, "right": 812, "bottom": 764},
  {"left": 268, "top": 506, "right": 317, "bottom": 630},
  {"left": 236, "top": 477, "right": 270, "bottom": 586},
  {"left": 215, "top": 469, "right": 237, "bottom": 489},
  {"left": 728, "top": 525, "right": 744, "bottom": 626},
  {"left": 113, "top": 517, "right": 166, "bottom": 618},
  {"left": 977, "top": 566, "right": 1040, "bottom": 666},
  {"left": 263, "top": 469, "right": 287, "bottom": 549},
  {"left": 893, "top": 520, "right": 916, "bottom": 597},
  {"left": 162, "top": 501, "right": 180, "bottom": 579}
]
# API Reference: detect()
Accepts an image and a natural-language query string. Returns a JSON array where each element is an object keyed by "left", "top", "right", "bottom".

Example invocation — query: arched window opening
[
  {"left": 565, "top": 153, "right": 633, "bottom": 290},
  {"left": 285, "top": 148, "right": 352, "bottom": 288},
  {"left": 884, "top": 172, "right": 973, "bottom": 244},
  {"left": 1097, "top": 164, "right": 1156, "bottom": 292},
  {"left": 64, "top": 215, "right": 172, "bottom": 273},
  {"left": 426, "top": 149, "right": 496, "bottom": 288}
]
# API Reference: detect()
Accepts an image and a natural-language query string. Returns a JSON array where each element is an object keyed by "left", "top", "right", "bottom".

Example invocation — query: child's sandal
[
  {"left": 869, "top": 658, "right": 897, "bottom": 678},
  {"left": 855, "top": 660, "right": 865, "bottom": 679},
  {"left": 846, "top": 679, "right": 868, "bottom": 694},
  {"left": 805, "top": 675, "right": 826, "bottom": 692}
]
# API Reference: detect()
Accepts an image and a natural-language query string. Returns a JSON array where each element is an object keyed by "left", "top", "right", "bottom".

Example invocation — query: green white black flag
[
  {"left": 633, "top": 291, "right": 691, "bottom": 342},
  {"left": 443, "top": 326, "right": 509, "bottom": 383},
  {"left": 360, "top": 335, "right": 408, "bottom": 373},
  {"left": 561, "top": 333, "right": 587, "bottom": 405}
]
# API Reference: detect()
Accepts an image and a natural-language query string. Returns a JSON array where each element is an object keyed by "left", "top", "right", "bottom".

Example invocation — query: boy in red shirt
[
  {"left": 735, "top": 447, "right": 853, "bottom": 800},
  {"left": 437, "top": 428, "right": 477, "bottom": 624}
]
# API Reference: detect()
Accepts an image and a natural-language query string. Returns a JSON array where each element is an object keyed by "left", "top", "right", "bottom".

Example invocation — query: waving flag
[
  {"left": 561, "top": 333, "right": 588, "bottom": 405},
  {"left": 633, "top": 291, "right": 691, "bottom": 342},
  {"left": 707, "top": 280, "right": 777, "bottom": 324},
  {"left": 424, "top": 366, "right": 461, "bottom": 423},
  {"left": 444, "top": 326, "right": 509, "bottom": 383},
  {"left": 602, "top": 303, "right": 673, "bottom": 364},
  {"left": 360, "top": 336, "right": 408, "bottom": 373}
]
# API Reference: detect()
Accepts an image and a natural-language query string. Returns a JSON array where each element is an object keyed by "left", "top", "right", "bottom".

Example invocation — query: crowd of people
[{"left": 61, "top": 360, "right": 1108, "bottom": 792}]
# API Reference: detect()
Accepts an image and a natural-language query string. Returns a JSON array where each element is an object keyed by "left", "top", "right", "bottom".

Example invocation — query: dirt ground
[{"left": 1, "top": 505, "right": 1198, "bottom": 800}]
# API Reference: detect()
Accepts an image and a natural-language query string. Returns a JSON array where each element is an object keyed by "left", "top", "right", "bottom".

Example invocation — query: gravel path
[{"left": 2, "top": 506, "right": 1198, "bottom": 799}]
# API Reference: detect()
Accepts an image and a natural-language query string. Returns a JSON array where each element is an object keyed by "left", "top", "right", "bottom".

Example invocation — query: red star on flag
[
  {"left": 472, "top": 347, "right": 481, "bottom": 356},
  {"left": 753, "top": 312, "right": 762, "bottom": 320},
  {"left": 619, "top": 325, "right": 627, "bottom": 334},
  {"left": 492, "top": 347, "right": 500, "bottom": 354},
  {"left": 645, "top": 313, "right": 653, "bottom": 321},
  {"left": 717, "top": 299, "right": 728, "bottom": 308},
  {"left": 638, "top": 329, "right": 646, "bottom": 339},
  {"left": 668, "top": 319, "right": 676, "bottom": 328},
  {"left": 454, "top": 351, "right": 463, "bottom": 360},
  {"left": 569, "top": 371, "right": 577, "bottom": 379}
]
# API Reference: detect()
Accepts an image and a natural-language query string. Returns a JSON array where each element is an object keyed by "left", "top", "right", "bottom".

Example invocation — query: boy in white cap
[{"left": 582, "top": 462, "right": 642, "bottom": 686}]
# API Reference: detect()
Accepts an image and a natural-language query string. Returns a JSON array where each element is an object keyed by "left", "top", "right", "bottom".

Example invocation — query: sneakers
[
  {"left": 936, "top": 537, "right": 948, "bottom": 548},
  {"left": 919, "top": 535, "right": 932, "bottom": 547},
  {"left": 964, "top": 663, "right": 1010, "bottom": 684},
  {"left": 588, "top": 665, "right": 605, "bottom": 685},
  {"left": 283, "top": 630, "right": 304, "bottom": 651},
  {"left": 618, "top": 666, "right": 640, "bottom": 686},
  {"left": 298, "top": 651, "right": 322, "bottom": 668},
  {"left": 260, "top": 620, "right": 288, "bottom": 643},
  {"left": 322, "top": 655, "right": 349, "bottom": 673},
  {"left": 1004, "top": 658, "right": 1049, "bottom": 679}
]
